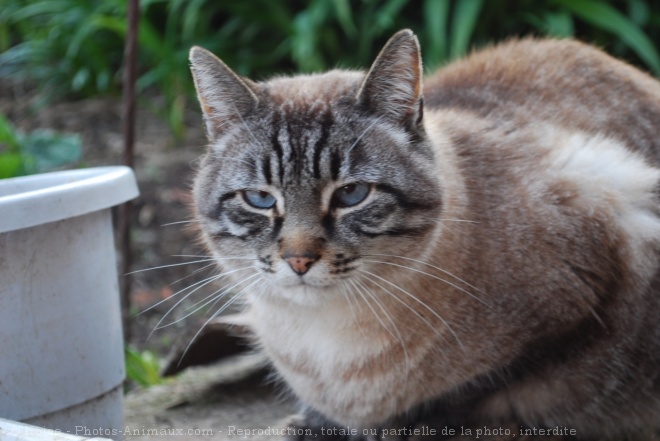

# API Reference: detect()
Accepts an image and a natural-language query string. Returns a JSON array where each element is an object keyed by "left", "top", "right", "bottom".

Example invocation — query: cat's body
[{"left": 189, "top": 31, "right": 660, "bottom": 439}]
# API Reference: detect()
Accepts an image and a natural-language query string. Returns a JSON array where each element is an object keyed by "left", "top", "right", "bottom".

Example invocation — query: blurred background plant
[
  {"left": 124, "top": 346, "right": 166, "bottom": 388},
  {"left": 2, "top": 0, "right": 660, "bottom": 143},
  {"left": 0, "top": 113, "right": 82, "bottom": 178}
]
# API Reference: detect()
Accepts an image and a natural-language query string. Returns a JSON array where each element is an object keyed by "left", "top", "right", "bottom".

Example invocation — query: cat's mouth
[
  {"left": 275, "top": 274, "right": 335, "bottom": 288},
  {"left": 268, "top": 265, "right": 349, "bottom": 289},
  {"left": 270, "top": 279, "right": 347, "bottom": 304}
]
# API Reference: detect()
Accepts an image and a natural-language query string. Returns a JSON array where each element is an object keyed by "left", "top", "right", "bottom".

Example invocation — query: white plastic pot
[{"left": 0, "top": 166, "right": 139, "bottom": 439}]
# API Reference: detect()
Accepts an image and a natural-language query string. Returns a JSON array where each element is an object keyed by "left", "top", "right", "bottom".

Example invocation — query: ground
[
  {"left": 123, "top": 354, "right": 296, "bottom": 441},
  {"left": 0, "top": 81, "right": 291, "bottom": 439}
]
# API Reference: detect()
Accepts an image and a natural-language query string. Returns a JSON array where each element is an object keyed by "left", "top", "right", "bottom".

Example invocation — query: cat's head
[{"left": 189, "top": 30, "right": 443, "bottom": 304}]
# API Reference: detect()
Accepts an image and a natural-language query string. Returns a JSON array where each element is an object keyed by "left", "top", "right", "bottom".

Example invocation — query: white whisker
[
  {"left": 168, "top": 262, "right": 216, "bottom": 286},
  {"left": 349, "top": 279, "right": 397, "bottom": 341},
  {"left": 125, "top": 258, "right": 215, "bottom": 275},
  {"left": 171, "top": 254, "right": 257, "bottom": 260},
  {"left": 232, "top": 101, "right": 262, "bottom": 147},
  {"left": 347, "top": 116, "right": 384, "bottom": 153},
  {"left": 363, "top": 258, "right": 488, "bottom": 307},
  {"left": 135, "top": 272, "right": 224, "bottom": 317},
  {"left": 339, "top": 281, "right": 361, "bottom": 322},
  {"left": 144, "top": 265, "right": 255, "bottom": 338},
  {"left": 160, "top": 220, "right": 195, "bottom": 227},
  {"left": 365, "top": 253, "right": 482, "bottom": 292},
  {"left": 415, "top": 215, "right": 480, "bottom": 225},
  {"left": 215, "top": 155, "right": 258, "bottom": 168},
  {"left": 170, "top": 254, "right": 212, "bottom": 258},
  {"left": 177, "top": 277, "right": 262, "bottom": 366},
  {"left": 359, "top": 272, "right": 448, "bottom": 344},
  {"left": 156, "top": 271, "right": 261, "bottom": 329},
  {"left": 145, "top": 274, "right": 225, "bottom": 340},
  {"left": 359, "top": 269, "right": 464, "bottom": 351},
  {"left": 438, "top": 218, "right": 479, "bottom": 224},
  {"left": 353, "top": 278, "right": 410, "bottom": 372},
  {"left": 200, "top": 271, "right": 262, "bottom": 316}
]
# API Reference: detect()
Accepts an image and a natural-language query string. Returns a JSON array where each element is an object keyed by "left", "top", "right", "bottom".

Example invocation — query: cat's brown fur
[
  {"left": 188, "top": 30, "right": 660, "bottom": 440},
  {"left": 421, "top": 39, "right": 660, "bottom": 437}
]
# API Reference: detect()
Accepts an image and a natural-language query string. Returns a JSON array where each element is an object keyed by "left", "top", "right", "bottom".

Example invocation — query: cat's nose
[{"left": 284, "top": 254, "right": 319, "bottom": 275}]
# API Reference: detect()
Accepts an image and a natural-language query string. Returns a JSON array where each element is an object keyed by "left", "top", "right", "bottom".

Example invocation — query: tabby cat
[{"left": 188, "top": 30, "right": 660, "bottom": 440}]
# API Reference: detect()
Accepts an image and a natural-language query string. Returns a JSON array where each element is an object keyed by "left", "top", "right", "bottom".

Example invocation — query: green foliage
[
  {"left": 553, "top": 0, "right": 660, "bottom": 74},
  {"left": 0, "top": 114, "right": 82, "bottom": 179},
  {"left": 474, "top": 0, "right": 660, "bottom": 75},
  {"left": 3, "top": 0, "right": 660, "bottom": 137},
  {"left": 0, "top": 0, "right": 126, "bottom": 101},
  {"left": 125, "top": 346, "right": 165, "bottom": 388}
]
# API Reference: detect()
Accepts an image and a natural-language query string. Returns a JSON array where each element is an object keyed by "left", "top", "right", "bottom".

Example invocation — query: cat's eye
[
  {"left": 243, "top": 190, "right": 276, "bottom": 209},
  {"left": 333, "top": 183, "right": 370, "bottom": 207}
]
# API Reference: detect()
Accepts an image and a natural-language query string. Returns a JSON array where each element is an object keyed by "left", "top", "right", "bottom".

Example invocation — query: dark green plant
[
  {"left": 0, "top": 0, "right": 127, "bottom": 101},
  {"left": 3, "top": 0, "right": 660, "bottom": 139},
  {"left": 554, "top": 0, "right": 660, "bottom": 74},
  {"left": 472, "top": 0, "right": 660, "bottom": 74},
  {"left": 0, "top": 114, "right": 82, "bottom": 179}
]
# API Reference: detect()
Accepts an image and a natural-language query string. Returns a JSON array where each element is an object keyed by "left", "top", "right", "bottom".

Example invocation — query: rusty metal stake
[{"left": 120, "top": 0, "right": 140, "bottom": 342}]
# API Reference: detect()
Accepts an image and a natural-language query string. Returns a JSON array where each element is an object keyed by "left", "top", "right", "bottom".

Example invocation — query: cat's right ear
[
  {"left": 356, "top": 29, "right": 423, "bottom": 128},
  {"left": 189, "top": 47, "right": 259, "bottom": 141}
]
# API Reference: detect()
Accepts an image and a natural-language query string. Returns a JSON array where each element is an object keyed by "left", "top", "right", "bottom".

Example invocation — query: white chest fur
[{"left": 246, "top": 288, "right": 426, "bottom": 426}]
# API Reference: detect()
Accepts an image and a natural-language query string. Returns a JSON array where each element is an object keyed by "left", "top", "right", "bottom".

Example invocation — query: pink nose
[{"left": 285, "top": 255, "right": 318, "bottom": 275}]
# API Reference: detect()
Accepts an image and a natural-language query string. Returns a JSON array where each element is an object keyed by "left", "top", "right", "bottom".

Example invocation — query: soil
[
  {"left": 1, "top": 81, "right": 292, "bottom": 439},
  {"left": 123, "top": 354, "right": 297, "bottom": 441}
]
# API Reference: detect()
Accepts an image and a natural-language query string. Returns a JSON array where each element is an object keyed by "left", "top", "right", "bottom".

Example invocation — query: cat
[{"left": 187, "top": 29, "right": 660, "bottom": 440}]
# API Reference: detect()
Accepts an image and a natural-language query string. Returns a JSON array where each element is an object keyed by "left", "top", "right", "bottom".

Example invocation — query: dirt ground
[
  {"left": 1, "top": 81, "right": 290, "bottom": 439},
  {"left": 123, "top": 354, "right": 297, "bottom": 441}
]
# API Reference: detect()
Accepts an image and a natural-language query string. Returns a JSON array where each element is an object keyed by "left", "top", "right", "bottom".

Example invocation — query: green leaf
[
  {"left": 554, "top": 0, "right": 660, "bottom": 74},
  {"left": 332, "top": 0, "right": 357, "bottom": 38},
  {"left": 423, "top": 0, "right": 450, "bottom": 69},
  {"left": 181, "top": 0, "right": 206, "bottom": 41},
  {"left": 0, "top": 114, "right": 19, "bottom": 152},
  {"left": 0, "top": 153, "right": 24, "bottom": 179},
  {"left": 10, "top": 1, "right": 74, "bottom": 22},
  {"left": 87, "top": 14, "right": 127, "bottom": 37},
  {"left": 373, "top": 0, "right": 408, "bottom": 33},
  {"left": 291, "top": 1, "right": 331, "bottom": 72},
  {"left": 449, "top": 0, "right": 485, "bottom": 60},
  {"left": 125, "top": 347, "right": 164, "bottom": 388},
  {"left": 20, "top": 130, "right": 82, "bottom": 173},
  {"left": 71, "top": 68, "right": 90, "bottom": 92},
  {"left": 96, "top": 69, "right": 112, "bottom": 92},
  {"left": 627, "top": 0, "right": 650, "bottom": 27},
  {"left": 65, "top": 16, "right": 104, "bottom": 61},
  {"left": 543, "top": 11, "right": 574, "bottom": 37}
]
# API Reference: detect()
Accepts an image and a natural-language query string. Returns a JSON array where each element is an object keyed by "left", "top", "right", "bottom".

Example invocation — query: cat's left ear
[
  {"left": 189, "top": 46, "right": 259, "bottom": 141},
  {"left": 356, "top": 29, "right": 423, "bottom": 128}
]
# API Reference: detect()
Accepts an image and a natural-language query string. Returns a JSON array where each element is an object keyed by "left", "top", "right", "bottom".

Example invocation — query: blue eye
[
  {"left": 244, "top": 190, "right": 276, "bottom": 209},
  {"left": 334, "top": 183, "right": 370, "bottom": 207}
]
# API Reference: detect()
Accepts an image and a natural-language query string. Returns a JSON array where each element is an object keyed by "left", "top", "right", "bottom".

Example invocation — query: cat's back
[{"left": 424, "top": 38, "right": 660, "bottom": 162}]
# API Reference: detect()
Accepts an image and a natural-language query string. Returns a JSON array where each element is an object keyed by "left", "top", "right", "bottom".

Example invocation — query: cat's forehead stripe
[
  {"left": 269, "top": 111, "right": 285, "bottom": 185},
  {"left": 312, "top": 110, "right": 334, "bottom": 179},
  {"left": 262, "top": 154, "right": 272, "bottom": 185},
  {"left": 268, "top": 103, "right": 338, "bottom": 187}
]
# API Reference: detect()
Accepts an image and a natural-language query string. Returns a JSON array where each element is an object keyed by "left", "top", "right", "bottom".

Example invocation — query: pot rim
[{"left": 0, "top": 166, "right": 139, "bottom": 234}]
